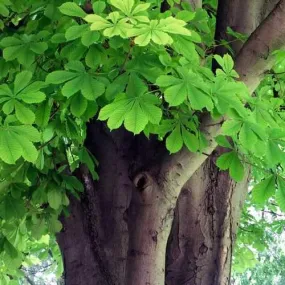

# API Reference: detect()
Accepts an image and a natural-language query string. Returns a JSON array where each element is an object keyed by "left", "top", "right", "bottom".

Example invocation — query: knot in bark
[{"left": 133, "top": 172, "right": 154, "bottom": 192}]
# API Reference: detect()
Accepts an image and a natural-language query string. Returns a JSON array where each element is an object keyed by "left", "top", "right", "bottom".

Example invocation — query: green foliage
[{"left": 0, "top": 0, "right": 284, "bottom": 283}]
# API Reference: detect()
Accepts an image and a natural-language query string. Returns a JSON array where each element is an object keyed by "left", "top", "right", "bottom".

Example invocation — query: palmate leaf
[
  {"left": 213, "top": 79, "right": 248, "bottom": 116},
  {"left": 128, "top": 17, "right": 191, "bottom": 46},
  {"left": 65, "top": 24, "right": 100, "bottom": 47},
  {"left": 156, "top": 67, "right": 213, "bottom": 110},
  {"left": 85, "top": 12, "right": 133, "bottom": 38},
  {"left": 0, "top": 125, "right": 40, "bottom": 164},
  {"left": 0, "top": 34, "right": 48, "bottom": 66},
  {"left": 0, "top": 71, "right": 46, "bottom": 124},
  {"left": 46, "top": 61, "right": 105, "bottom": 100},
  {"left": 109, "top": 0, "right": 150, "bottom": 23},
  {"left": 99, "top": 74, "right": 162, "bottom": 134}
]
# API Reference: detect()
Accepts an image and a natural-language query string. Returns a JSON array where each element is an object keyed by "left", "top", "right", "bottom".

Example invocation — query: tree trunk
[
  {"left": 58, "top": 124, "right": 248, "bottom": 285},
  {"left": 165, "top": 148, "right": 249, "bottom": 285},
  {"left": 57, "top": 1, "right": 283, "bottom": 284}
]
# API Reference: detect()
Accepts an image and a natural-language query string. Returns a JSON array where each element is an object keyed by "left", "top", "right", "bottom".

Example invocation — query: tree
[{"left": 1, "top": 0, "right": 285, "bottom": 284}]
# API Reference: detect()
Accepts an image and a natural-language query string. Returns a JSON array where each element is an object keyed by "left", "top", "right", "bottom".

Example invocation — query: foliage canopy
[{"left": 0, "top": 0, "right": 285, "bottom": 283}]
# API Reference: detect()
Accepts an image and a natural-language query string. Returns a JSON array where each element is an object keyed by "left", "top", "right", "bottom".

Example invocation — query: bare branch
[
  {"left": 186, "top": 0, "right": 202, "bottom": 9},
  {"left": 235, "top": 0, "right": 285, "bottom": 93}
]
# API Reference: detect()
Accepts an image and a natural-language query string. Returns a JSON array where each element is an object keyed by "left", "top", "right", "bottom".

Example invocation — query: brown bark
[{"left": 165, "top": 149, "right": 249, "bottom": 285}]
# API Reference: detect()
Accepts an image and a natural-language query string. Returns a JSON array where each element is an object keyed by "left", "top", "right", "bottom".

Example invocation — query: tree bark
[
  {"left": 165, "top": 149, "right": 249, "bottom": 285},
  {"left": 215, "top": 0, "right": 279, "bottom": 55}
]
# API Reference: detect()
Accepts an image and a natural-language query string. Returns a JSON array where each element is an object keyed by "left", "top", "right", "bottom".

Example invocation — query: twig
[{"left": 38, "top": 135, "right": 57, "bottom": 150}]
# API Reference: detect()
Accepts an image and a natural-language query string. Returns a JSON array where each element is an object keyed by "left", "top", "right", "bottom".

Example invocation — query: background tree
[{"left": 1, "top": 0, "right": 285, "bottom": 285}]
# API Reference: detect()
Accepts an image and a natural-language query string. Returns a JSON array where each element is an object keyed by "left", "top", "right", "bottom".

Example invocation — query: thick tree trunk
[{"left": 58, "top": 124, "right": 248, "bottom": 285}]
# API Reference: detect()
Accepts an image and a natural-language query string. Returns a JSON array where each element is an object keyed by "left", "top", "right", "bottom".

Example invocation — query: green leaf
[
  {"left": 63, "top": 176, "right": 84, "bottom": 192},
  {"left": 15, "top": 102, "right": 35, "bottom": 124},
  {"left": 216, "top": 151, "right": 244, "bottom": 182},
  {"left": 70, "top": 94, "right": 88, "bottom": 117},
  {"left": 14, "top": 71, "right": 32, "bottom": 95},
  {"left": 35, "top": 100, "right": 52, "bottom": 127},
  {"left": 182, "top": 127, "right": 199, "bottom": 152},
  {"left": 9, "top": 125, "right": 41, "bottom": 142},
  {"left": 0, "top": 131, "right": 22, "bottom": 164},
  {"left": 106, "top": 73, "right": 129, "bottom": 100},
  {"left": 10, "top": 134, "right": 38, "bottom": 163},
  {"left": 166, "top": 125, "right": 183, "bottom": 154},
  {"left": 124, "top": 100, "right": 148, "bottom": 134},
  {"left": 48, "top": 215, "right": 63, "bottom": 233},
  {"left": 266, "top": 140, "right": 283, "bottom": 166},
  {"left": 0, "top": 196, "right": 26, "bottom": 220},
  {"left": 47, "top": 188, "right": 62, "bottom": 210},
  {"left": 81, "top": 75, "right": 105, "bottom": 100},
  {"left": 229, "top": 153, "right": 245, "bottom": 182},
  {"left": 276, "top": 176, "right": 285, "bottom": 211},
  {"left": 58, "top": 2, "right": 86, "bottom": 17},
  {"left": 84, "top": 14, "right": 113, "bottom": 30},
  {"left": 17, "top": 91, "right": 46, "bottom": 104},
  {"left": 46, "top": 71, "right": 77, "bottom": 84},
  {"left": 129, "top": 17, "right": 191, "bottom": 46},
  {"left": 110, "top": 0, "right": 134, "bottom": 15},
  {"left": 252, "top": 175, "right": 276, "bottom": 205},
  {"left": 156, "top": 67, "right": 213, "bottom": 110},
  {"left": 79, "top": 148, "right": 98, "bottom": 180},
  {"left": 46, "top": 63, "right": 105, "bottom": 100},
  {"left": 139, "top": 97, "right": 162, "bottom": 125},
  {"left": 65, "top": 24, "right": 88, "bottom": 41},
  {"left": 81, "top": 30, "right": 100, "bottom": 47},
  {"left": 222, "top": 120, "right": 242, "bottom": 136},
  {"left": 0, "top": 3, "right": 9, "bottom": 17},
  {"left": 215, "top": 135, "right": 232, "bottom": 149},
  {"left": 3, "top": 99, "right": 15, "bottom": 114},
  {"left": 92, "top": 1, "right": 106, "bottom": 14}
]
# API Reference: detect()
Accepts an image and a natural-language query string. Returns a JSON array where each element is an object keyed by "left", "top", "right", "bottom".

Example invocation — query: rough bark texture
[
  {"left": 165, "top": 149, "right": 249, "bottom": 285},
  {"left": 57, "top": 1, "right": 285, "bottom": 285},
  {"left": 58, "top": 126, "right": 249, "bottom": 285}
]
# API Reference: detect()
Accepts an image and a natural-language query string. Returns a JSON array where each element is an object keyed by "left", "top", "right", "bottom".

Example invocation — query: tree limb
[
  {"left": 235, "top": 0, "right": 285, "bottom": 93},
  {"left": 160, "top": 0, "right": 285, "bottom": 193},
  {"left": 159, "top": 115, "right": 223, "bottom": 195},
  {"left": 186, "top": 0, "right": 202, "bottom": 9}
]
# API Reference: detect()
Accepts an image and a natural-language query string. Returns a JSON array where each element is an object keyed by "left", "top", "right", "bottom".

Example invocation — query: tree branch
[
  {"left": 186, "top": 0, "right": 202, "bottom": 9},
  {"left": 160, "top": 0, "right": 285, "bottom": 193},
  {"left": 159, "top": 115, "right": 223, "bottom": 195},
  {"left": 235, "top": 0, "right": 285, "bottom": 93}
]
